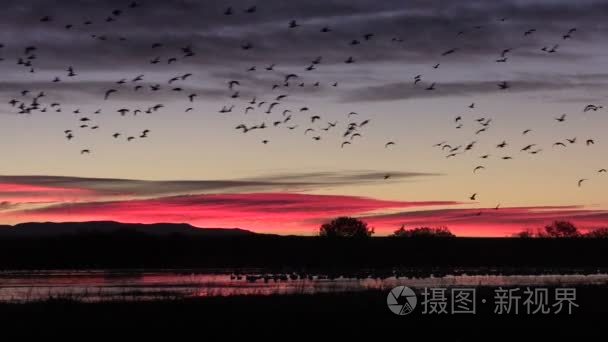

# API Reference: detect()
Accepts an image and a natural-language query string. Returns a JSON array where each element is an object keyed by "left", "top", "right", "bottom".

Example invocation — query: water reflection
[{"left": 1, "top": 270, "right": 607, "bottom": 302}]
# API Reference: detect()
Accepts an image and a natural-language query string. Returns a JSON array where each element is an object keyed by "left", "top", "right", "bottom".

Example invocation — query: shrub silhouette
[
  {"left": 585, "top": 227, "right": 608, "bottom": 238},
  {"left": 544, "top": 221, "right": 580, "bottom": 238},
  {"left": 514, "top": 229, "right": 535, "bottom": 238},
  {"left": 319, "top": 217, "right": 374, "bottom": 238},
  {"left": 391, "top": 226, "right": 455, "bottom": 238}
]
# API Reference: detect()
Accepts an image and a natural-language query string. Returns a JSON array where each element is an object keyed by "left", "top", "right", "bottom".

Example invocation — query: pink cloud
[
  {"left": 8, "top": 193, "right": 459, "bottom": 234},
  {"left": 2, "top": 183, "right": 607, "bottom": 237}
]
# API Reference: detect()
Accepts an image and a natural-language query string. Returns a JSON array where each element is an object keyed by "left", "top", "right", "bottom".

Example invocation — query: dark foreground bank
[
  {"left": 1, "top": 230, "right": 608, "bottom": 269},
  {"left": 0, "top": 287, "right": 606, "bottom": 338}
]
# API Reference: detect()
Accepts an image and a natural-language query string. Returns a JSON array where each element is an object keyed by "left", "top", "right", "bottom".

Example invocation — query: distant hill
[{"left": 0, "top": 221, "right": 257, "bottom": 238}]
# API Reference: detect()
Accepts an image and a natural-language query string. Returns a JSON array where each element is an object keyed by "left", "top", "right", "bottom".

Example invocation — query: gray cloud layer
[
  {"left": 1, "top": 0, "right": 606, "bottom": 108},
  {"left": 0, "top": 170, "right": 440, "bottom": 199}
]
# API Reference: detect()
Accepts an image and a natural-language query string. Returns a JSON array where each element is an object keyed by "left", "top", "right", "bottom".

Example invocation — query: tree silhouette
[
  {"left": 392, "top": 225, "right": 455, "bottom": 238},
  {"left": 514, "top": 229, "right": 535, "bottom": 238},
  {"left": 544, "top": 221, "right": 580, "bottom": 238},
  {"left": 319, "top": 217, "right": 374, "bottom": 238}
]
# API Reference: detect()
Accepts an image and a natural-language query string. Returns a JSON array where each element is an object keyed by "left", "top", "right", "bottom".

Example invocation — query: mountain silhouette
[{"left": 0, "top": 221, "right": 256, "bottom": 238}]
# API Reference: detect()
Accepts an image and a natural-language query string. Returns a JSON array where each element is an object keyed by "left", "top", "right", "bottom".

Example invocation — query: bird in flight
[
  {"left": 584, "top": 104, "right": 602, "bottom": 112},
  {"left": 578, "top": 179, "right": 587, "bottom": 187},
  {"left": 104, "top": 89, "right": 117, "bottom": 100},
  {"left": 473, "top": 166, "right": 485, "bottom": 173},
  {"left": 521, "top": 144, "right": 536, "bottom": 152},
  {"left": 470, "top": 193, "right": 477, "bottom": 201}
]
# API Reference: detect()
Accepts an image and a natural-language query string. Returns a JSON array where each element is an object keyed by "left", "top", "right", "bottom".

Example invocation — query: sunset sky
[{"left": 1, "top": 0, "right": 608, "bottom": 236}]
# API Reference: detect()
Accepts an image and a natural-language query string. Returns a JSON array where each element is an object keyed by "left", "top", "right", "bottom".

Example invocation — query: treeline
[
  {"left": 1, "top": 230, "right": 608, "bottom": 270},
  {"left": 514, "top": 221, "right": 608, "bottom": 238}
]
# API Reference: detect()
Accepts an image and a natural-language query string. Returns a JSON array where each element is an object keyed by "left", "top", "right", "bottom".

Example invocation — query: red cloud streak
[
  {"left": 2, "top": 191, "right": 607, "bottom": 236},
  {"left": 8, "top": 193, "right": 457, "bottom": 234},
  {"left": 0, "top": 183, "right": 96, "bottom": 203}
]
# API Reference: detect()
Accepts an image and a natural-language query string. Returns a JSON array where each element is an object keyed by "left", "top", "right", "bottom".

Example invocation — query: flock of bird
[{"left": 3, "top": 2, "right": 606, "bottom": 205}]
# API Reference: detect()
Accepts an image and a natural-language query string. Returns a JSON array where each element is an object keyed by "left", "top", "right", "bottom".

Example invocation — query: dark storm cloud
[
  {"left": 1, "top": 0, "right": 606, "bottom": 69},
  {"left": 0, "top": 0, "right": 607, "bottom": 104}
]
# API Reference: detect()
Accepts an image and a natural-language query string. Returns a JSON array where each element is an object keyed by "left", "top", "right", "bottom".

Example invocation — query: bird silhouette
[
  {"left": 498, "top": 81, "right": 510, "bottom": 90},
  {"left": 266, "top": 103, "right": 280, "bottom": 114},
  {"left": 521, "top": 144, "right": 536, "bottom": 152},
  {"left": 104, "top": 89, "right": 117, "bottom": 100},
  {"left": 583, "top": 104, "right": 602, "bottom": 112}
]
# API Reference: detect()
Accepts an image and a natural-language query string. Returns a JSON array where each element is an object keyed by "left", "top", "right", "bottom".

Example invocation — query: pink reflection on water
[{"left": 1, "top": 271, "right": 607, "bottom": 303}]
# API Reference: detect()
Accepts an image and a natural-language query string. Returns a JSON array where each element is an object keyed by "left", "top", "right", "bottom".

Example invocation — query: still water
[{"left": 1, "top": 270, "right": 607, "bottom": 302}]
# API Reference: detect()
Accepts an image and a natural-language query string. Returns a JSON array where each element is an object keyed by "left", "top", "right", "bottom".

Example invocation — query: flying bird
[
  {"left": 498, "top": 81, "right": 510, "bottom": 90},
  {"left": 104, "top": 89, "right": 117, "bottom": 100}
]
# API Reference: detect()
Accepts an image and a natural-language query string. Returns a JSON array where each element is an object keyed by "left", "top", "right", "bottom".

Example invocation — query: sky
[{"left": 1, "top": 0, "right": 608, "bottom": 236}]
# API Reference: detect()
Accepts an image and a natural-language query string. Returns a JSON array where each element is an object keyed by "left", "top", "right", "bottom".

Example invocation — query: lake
[{"left": 2, "top": 269, "right": 608, "bottom": 302}]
